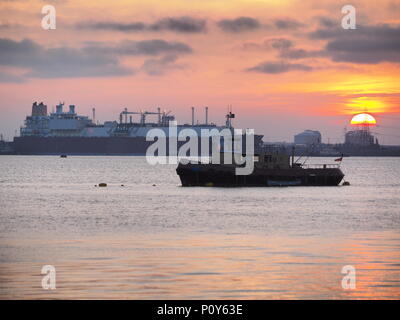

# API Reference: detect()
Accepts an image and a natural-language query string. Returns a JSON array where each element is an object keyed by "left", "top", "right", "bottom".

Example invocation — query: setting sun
[{"left": 350, "top": 113, "right": 377, "bottom": 126}]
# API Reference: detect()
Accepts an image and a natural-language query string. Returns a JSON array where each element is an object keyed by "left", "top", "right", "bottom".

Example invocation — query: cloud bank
[
  {"left": 0, "top": 38, "right": 192, "bottom": 80},
  {"left": 79, "top": 17, "right": 207, "bottom": 33},
  {"left": 217, "top": 17, "right": 261, "bottom": 33},
  {"left": 311, "top": 23, "right": 400, "bottom": 64},
  {"left": 246, "top": 61, "right": 313, "bottom": 74}
]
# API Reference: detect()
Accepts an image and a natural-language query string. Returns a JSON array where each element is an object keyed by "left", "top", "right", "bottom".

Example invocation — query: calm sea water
[{"left": 0, "top": 156, "right": 399, "bottom": 299}]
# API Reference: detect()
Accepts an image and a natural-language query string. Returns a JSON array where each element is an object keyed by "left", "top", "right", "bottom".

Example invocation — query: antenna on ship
[
  {"left": 226, "top": 105, "right": 230, "bottom": 127},
  {"left": 92, "top": 108, "right": 96, "bottom": 124},
  {"left": 225, "top": 104, "right": 235, "bottom": 128},
  {"left": 191, "top": 107, "right": 195, "bottom": 126}
]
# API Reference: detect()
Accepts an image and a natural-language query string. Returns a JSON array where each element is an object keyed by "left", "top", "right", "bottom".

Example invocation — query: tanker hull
[
  {"left": 13, "top": 135, "right": 263, "bottom": 156},
  {"left": 13, "top": 136, "right": 151, "bottom": 155}
]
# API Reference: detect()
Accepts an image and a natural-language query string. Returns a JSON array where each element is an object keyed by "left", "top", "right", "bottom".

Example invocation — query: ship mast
[{"left": 226, "top": 105, "right": 235, "bottom": 128}]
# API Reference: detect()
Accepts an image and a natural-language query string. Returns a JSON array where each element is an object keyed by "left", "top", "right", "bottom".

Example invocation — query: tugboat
[{"left": 176, "top": 151, "right": 344, "bottom": 187}]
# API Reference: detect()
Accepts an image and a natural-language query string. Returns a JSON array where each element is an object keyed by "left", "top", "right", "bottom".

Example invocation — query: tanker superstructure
[{"left": 13, "top": 102, "right": 263, "bottom": 155}]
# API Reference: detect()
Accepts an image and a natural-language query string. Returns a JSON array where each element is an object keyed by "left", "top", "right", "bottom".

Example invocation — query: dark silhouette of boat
[{"left": 176, "top": 151, "right": 344, "bottom": 187}]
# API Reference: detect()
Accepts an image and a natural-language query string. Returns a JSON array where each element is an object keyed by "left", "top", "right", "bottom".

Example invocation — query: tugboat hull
[{"left": 176, "top": 163, "right": 344, "bottom": 187}]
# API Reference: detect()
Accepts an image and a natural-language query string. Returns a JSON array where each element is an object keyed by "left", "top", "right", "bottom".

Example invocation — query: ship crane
[
  {"left": 141, "top": 111, "right": 163, "bottom": 125},
  {"left": 119, "top": 108, "right": 141, "bottom": 124},
  {"left": 119, "top": 108, "right": 164, "bottom": 125}
]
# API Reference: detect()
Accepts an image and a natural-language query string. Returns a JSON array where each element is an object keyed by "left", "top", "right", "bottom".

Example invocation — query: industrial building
[
  {"left": 294, "top": 130, "right": 321, "bottom": 145},
  {"left": 345, "top": 130, "right": 377, "bottom": 146}
]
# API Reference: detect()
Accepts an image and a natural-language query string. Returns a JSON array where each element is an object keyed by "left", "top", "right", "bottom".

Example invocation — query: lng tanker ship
[{"left": 13, "top": 102, "right": 263, "bottom": 155}]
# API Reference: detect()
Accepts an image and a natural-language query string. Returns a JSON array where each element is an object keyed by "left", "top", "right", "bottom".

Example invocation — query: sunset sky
[{"left": 0, "top": 0, "right": 399, "bottom": 143}]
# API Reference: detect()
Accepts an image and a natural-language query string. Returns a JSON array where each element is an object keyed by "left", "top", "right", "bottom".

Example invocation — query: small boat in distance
[
  {"left": 176, "top": 151, "right": 344, "bottom": 187},
  {"left": 60, "top": 154, "right": 67, "bottom": 158}
]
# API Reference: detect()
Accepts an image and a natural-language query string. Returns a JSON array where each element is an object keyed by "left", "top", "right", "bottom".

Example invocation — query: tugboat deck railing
[{"left": 300, "top": 164, "right": 340, "bottom": 169}]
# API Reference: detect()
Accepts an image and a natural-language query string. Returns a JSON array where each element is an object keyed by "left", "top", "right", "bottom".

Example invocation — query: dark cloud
[
  {"left": 310, "top": 24, "right": 400, "bottom": 64},
  {"left": 317, "top": 17, "right": 337, "bottom": 29},
  {"left": 241, "top": 38, "right": 293, "bottom": 51},
  {"left": 28, "top": 60, "right": 133, "bottom": 79},
  {"left": 240, "top": 38, "right": 292, "bottom": 51},
  {"left": 84, "top": 39, "right": 192, "bottom": 56},
  {"left": 267, "top": 38, "right": 293, "bottom": 50},
  {"left": 241, "top": 37, "right": 323, "bottom": 60},
  {"left": 149, "top": 17, "right": 206, "bottom": 33},
  {"left": 0, "top": 38, "right": 42, "bottom": 67},
  {"left": 246, "top": 61, "right": 312, "bottom": 74},
  {"left": 274, "top": 18, "right": 304, "bottom": 30},
  {"left": 217, "top": 17, "right": 261, "bottom": 33},
  {"left": 268, "top": 38, "right": 324, "bottom": 59},
  {"left": 0, "top": 71, "right": 24, "bottom": 83},
  {"left": 78, "top": 17, "right": 206, "bottom": 33},
  {"left": 0, "top": 38, "right": 192, "bottom": 80},
  {"left": 0, "top": 23, "right": 11, "bottom": 29},
  {"left": 279, "top": 48, "right": 314, "bottom": 59},
  {"left": 78, "top": 22, "right": 146, "bottom": 32},
  {"left": 0, "top": 38, "right": 133, "bottom": 78},
  {"left": 311, "top": 23, "right": 400, "bottom": 40},
  {"left": 141, "top": 54, "right": 184, "bottom": 76}
]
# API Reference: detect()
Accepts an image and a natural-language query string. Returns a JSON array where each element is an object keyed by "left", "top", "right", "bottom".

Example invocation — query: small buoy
[
  {"left": 121, "top": 184, "right": 124, "bottom": 187},
  {"left": 94, "top": 185, "right": 97, "bottom": 187},
  {"left": 98, "top": 183, "right": 107, "bottom": 187},
  {"left": 152, "top": 184, "right": 156, "bottom": 186},
  {"left": 342, "top": 181, "right": 350, "bottom": 186}
]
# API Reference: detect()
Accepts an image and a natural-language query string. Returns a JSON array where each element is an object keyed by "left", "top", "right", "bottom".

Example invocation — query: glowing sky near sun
[{"left": 0, "top": 0, "right": 399, "bottom": 143}]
